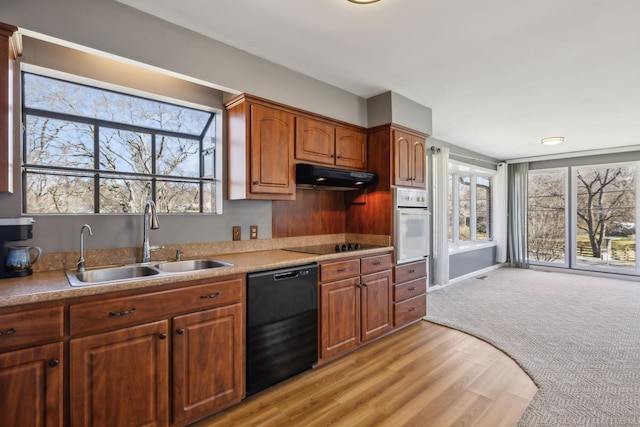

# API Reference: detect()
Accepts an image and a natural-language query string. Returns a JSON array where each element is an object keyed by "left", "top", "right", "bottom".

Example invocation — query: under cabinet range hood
[{"left": 295, "top": 163, "right": 378, "bottom": 191}]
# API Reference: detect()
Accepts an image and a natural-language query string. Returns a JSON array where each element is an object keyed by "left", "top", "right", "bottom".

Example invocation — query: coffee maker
[{"left": 1, "top": 217, "right": 38, "bottom": 278}]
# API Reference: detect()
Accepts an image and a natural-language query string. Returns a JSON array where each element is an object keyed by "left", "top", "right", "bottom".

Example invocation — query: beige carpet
[{"left": 426, "top": 267, "right": 640, "bottom": 427}]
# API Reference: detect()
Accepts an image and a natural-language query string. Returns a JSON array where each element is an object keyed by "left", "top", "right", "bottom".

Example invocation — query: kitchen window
[
  {"left": 21, "top": 72, "right": 220, "bottom": 214},
  {"left": 448, "top": 161, "right": 494, "bottom": 245}
]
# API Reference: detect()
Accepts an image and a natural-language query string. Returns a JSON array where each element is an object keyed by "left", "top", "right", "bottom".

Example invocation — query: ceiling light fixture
[
  {"left": 347, "top": 0, "right": 380, "bottom": 4},
  {"left": 540, "top": 136, "right": 564, "bottom": 146}
]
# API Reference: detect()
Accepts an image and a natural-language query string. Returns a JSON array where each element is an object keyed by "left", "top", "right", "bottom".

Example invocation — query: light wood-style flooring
[{"left": 192, "top": 321, "right": 537, "bottom": 427}]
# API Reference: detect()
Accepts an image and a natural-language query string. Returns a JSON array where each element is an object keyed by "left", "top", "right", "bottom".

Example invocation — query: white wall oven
[{"left": 394, "top": 187, "right": 430, "bottom": 264}]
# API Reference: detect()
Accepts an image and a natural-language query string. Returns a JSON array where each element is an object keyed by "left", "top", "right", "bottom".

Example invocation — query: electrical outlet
[
  {"left": 250, "top": 225, "right": 258, "bottom": 240},
  {"left": 232, "top": 226, "right": 241, "bottom": 241}
]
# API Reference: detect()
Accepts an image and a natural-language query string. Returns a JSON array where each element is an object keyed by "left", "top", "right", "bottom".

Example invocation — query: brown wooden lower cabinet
[
  {"left": 172, "top": 303, "right": 244, "bottom": 425},
  {"left": 0, "top": 341, "right": 63, "bottom": 427},
  {"left": 66, "top": 274, "right": 245, "bottom": 427},
  {"left": 70, "top": 320, "right": 170, "bottom": 427},
  {"left": 319, "top": 253, "right": 393, "bottom": 362},
  {"left": 393, "top": 259, "right": 428, "bottom": 328}
]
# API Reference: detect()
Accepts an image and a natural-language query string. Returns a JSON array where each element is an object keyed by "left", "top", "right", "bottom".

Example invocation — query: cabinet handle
[
  {"left": 336, "top": 268, "right": 348, "bottom": 273},
  {"left": 372, "top": 261, "right": 381, "bottom": 266},
  {"left": 408, "top": 307, "right": 416, "bottom": 312},
  {"left": 356, "top": 284, "right": 362, "bottom": 288},
  {"left": 408, "top": 287, "right": 416, "bottom": 291},
  {"left": 48, "top": 359, "right": 60, "bottom": 368},
  {"left": 337, "top": 155, "right": 342, "bottom": 159},
  {"left": 252, "top": 180, "right": 259, "bottom": 185},
  {"left": 109, "top": 307, "right": 136, "bottom": 317},
  {"left": 0, "top": 327, "right": 16, "bottom": 337},
  {"left": 200, "top": 292, "right": 221, "bottom": 299},
  {"left": 361, "top": 283, "right": 368, "bottom": 287},
  {"left": 408, "top": 269, "right": 415, "bottom": 273},
  {"left": 159, "top": 333, "right": 167, "bottom": 339},
  {"left": 176, "top": 328, "right": 185, "bottom": 335}
]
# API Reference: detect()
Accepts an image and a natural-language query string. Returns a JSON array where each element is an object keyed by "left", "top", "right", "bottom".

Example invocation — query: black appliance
[
  {"left": 246, "top": 263, "right": 318, "bottom": 396},
  {"left": 0, "top": 218, "right": 36, "bottom": 279},
  {"left": 296, "top": 163, "right": 377, "bottom": 191},
  {"left": 284, "top": 242, "right": 383, "bottom": 255}
]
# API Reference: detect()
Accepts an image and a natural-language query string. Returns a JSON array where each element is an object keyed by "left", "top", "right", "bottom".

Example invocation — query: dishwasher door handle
[{"left": 273, "top": 271, "right": 299, "bottom": 280}]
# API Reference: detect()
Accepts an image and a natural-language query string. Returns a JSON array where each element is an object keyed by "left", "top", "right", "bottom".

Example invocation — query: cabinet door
[
  {"left": 335, "top": 126, "right": 366, "bottom": 170},
  {"left": 250, "top": 104, "right": 295, "bottom": 196},
  {"left": 393, "top": 130, "right": 413, "bottom": 187},
  {"left": 320, "top": 277, "right": 361, "bottom": 361},
  {"left": 70, "top": 320, "right": 169, "bottom": 427},
  {"left": 0, "top": 342, "right": 63, "bottom": 427},
  {"left": 411, "top": 135, "right": 427, "bottom": 188},
  {"left": 360, "top": 270, "right": 393, "bottom": 342},
  {"left": 295, "top": 116, "right": 335, "bottom": 165},
  {"left": 172, "top": 304, "right": 244, "bottom": 425}
]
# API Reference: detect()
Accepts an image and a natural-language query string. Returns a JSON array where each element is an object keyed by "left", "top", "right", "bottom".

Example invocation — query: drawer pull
[
  {"left": 176, "top": 328, "right": 185, "bottom": 335},
  {"left": 159, "top": 333, "right": 167, "bottom": 340},
  {"left": 48, "top": 359, "right": 60, "bottom": 368},
  {"left": 109, "top": 307, "right": 136, "bottom": 317},
  {"left": 372, "top": 261, "right": 381, "bottom": 266},
  {"left": 0, "top": 327, "right": 16, "bottom": 337},
  {"left": 408, "top": 269, "right": 416, "bottom": 273},
  {"left": 200, "top": 292, "right": 221, "bottom": 299},
  {"left": 408, "top": 307, "right": 416, "bottom": 312},
  {"left": 337, "top": 268, "right": 348, "bottom": 273},
  {"left": 408, "top": 287, "right": 416, "bottom": 291}
]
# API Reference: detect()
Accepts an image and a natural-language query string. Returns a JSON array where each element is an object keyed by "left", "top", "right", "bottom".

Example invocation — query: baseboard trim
[{"left": 428, "top": 263, "right": 506, "bottom": 292}]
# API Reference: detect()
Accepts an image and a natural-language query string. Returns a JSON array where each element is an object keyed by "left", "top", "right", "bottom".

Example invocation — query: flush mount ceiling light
[
  {"left": 347, "top": 0, "right": 380, "bottom": 3},
  {"left": 540, "top": 136, "right": 564, "bottom": 146}
]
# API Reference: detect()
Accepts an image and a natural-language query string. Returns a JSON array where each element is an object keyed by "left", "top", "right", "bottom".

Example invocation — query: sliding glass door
[
  {"left": 573, "top": 164, "right": 637, "bottom": 273},
  {"left": 528, "top": 162, "right": 638, "bottom": 275}
]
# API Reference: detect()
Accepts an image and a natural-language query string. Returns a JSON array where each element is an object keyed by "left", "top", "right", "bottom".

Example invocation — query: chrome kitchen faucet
[{"left": 142, "top": 200, "right": 161, "bottom": 263}]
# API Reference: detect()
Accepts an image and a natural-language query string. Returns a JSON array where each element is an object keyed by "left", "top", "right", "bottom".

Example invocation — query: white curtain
[
  {"left": 432, "top": 146, "right": 450, "bottom": 286},
  {"left": 493, "top": 162, "right": 508, "bottom": 262}
]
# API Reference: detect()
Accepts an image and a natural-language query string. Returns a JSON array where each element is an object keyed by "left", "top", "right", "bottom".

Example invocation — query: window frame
[
  {"left": 20, "top": 69, "right": 223, "bottom": 215},
  {"left": 448, "top": 160, "right": 496, "bottom": 251}
]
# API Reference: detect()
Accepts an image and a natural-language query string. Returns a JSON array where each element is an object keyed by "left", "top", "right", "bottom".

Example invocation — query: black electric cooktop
[{"left": 284, "top": 243, "right": 383, "bottom": 255}]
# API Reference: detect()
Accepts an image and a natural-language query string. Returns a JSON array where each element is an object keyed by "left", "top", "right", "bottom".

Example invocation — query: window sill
[{"left": 449, "top": 240, "right": 497, "bottom": 255}]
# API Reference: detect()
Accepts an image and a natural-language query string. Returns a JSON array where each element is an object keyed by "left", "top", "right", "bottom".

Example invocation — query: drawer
[
  {"left": 0, "top": 306, "right": 64, "bottom": 351},
  {"left": 394, "top": 259, "right": 427, "bottom": 284},
  {"left": 70, "top": 277, "right": 243, "bottom": 336},
  {"left": 320, "top": 258, "right": 360, "bottom": 283},
  {"left": 394, "top": 277, "right": 427, "bottom": 302},
  {"left": 361, "top": 253, "right": 393, "bottom": 275},
  {"left": 394, "top": 294, "right": 426, "bottom": 328}
]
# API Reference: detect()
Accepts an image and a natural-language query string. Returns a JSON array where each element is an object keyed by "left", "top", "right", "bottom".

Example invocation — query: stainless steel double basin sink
[{"left": 65, "top": 259, "right": 234, "bottom": 287}]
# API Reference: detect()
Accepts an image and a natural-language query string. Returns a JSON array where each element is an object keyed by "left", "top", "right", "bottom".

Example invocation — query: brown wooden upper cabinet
[
  {"left": 226, "top": 95, "right": 296, "bottom": 200},
  {"left": 393, "top": 129, "right": 426, "bottom": 188},
  {"left": 0, "top": 23, "right": 20, "bottom": 194},
  {"left": 295, "top": 116, "right": 366, "bottom": 170}
]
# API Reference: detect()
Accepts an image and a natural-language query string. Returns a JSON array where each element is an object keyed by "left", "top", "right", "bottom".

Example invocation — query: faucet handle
[{"left": 175, "top": 250, "right": 183, "bottom": 261}]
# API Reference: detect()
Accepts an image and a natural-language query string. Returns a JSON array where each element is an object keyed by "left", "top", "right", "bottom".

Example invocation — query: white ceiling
[{"left": 117, "top": 0, "right": 640, "bottom": 161}]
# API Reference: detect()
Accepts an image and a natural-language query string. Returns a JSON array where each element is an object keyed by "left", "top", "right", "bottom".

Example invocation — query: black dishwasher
[{"left": 246, "top": 263, "right": 318, "bottom": 396}]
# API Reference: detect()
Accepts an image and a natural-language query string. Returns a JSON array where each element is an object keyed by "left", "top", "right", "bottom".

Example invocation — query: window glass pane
[
  {"left": 458, "top": 176, "right": 471, "bottom": 241},
  {"left": 476, "top": 175, "right": 491, "bottom": 240},
  {"left": 99, "top": 128, "right": 152, "bottom": 174},
  {"left": 22, "top": 72, "right": 219, "bottom": 215},
  {"left": 25, "top": 116, "right": 94, "bottom": 168},
  {"left": 575, "top": 166, "right": 635, "bottom": 270},
  {"left": 156, "top": 136, "right": 200, "bottom": 177},
  {"left": 156, "top": 181, "right": 201, "bottom": 213},
  {"left": 24, "top": 73, "right": 211, "bottom": 135},
  {"left": 527, "top": 170, "right": 566, "bottom": 264},
  {"left": 99, "top": 176, "right": 152, "bottom": 214},
  {"left": 25, "top": 172, "right": 94, "bottom": 213}
]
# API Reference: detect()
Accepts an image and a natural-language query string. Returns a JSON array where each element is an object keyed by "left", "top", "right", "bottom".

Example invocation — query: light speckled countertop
[{"left": 0, "top": 246, "right": 393, "bottom": 308}]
